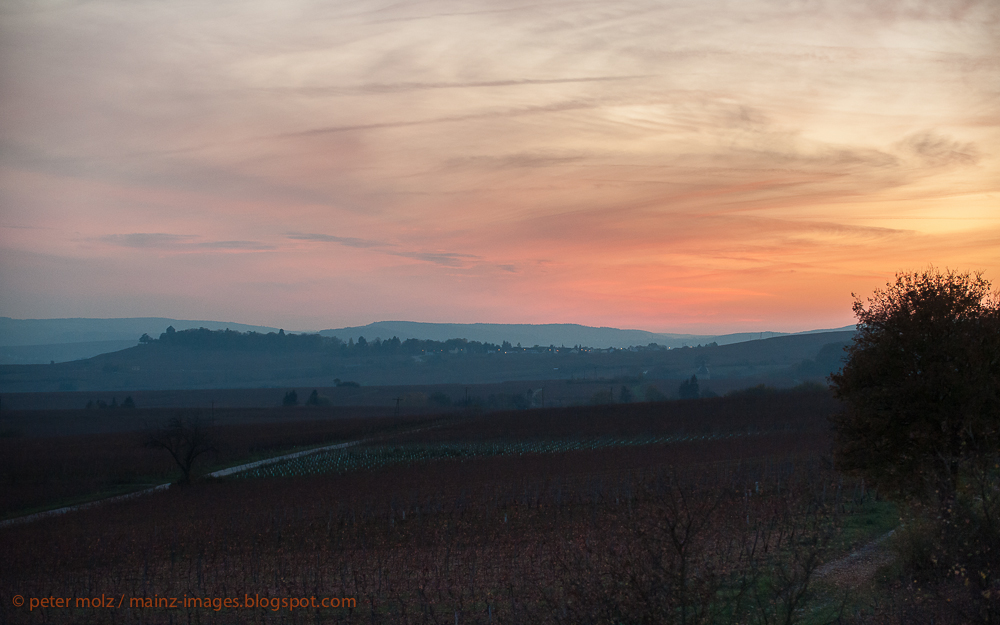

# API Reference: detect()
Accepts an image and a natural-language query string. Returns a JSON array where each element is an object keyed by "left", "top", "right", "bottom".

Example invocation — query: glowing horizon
[{"left": 1, "top": 0, "right": 997, "bottom": 335}]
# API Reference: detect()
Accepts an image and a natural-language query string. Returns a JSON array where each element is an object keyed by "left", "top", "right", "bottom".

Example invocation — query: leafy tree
[
  {"left": 144, "top": 414, "right": 217, "bottom": 485},
  {"left": 830, "top": 268, "right": 1000, "bottom": 507},
  {"left": 282, "top": 390, "right": 299, "bottom": 406}
]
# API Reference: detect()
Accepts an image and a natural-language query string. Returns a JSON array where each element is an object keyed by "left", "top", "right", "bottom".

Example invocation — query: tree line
[{"left": 140, "top": 326, "right": 613, "bottom": 356}]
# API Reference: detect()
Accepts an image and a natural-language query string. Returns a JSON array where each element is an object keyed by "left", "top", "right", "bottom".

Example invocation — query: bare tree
[{"left": 144, "top": 413, "right": 217, "bottom": 485}]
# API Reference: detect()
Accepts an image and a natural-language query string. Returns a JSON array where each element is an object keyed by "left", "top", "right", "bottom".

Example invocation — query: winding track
[
  {"left": 814, "top": 530, "right": 897, "bottom": 587},
  {"left": 0, "top": 438, "right": 365, "bottom": 529}
]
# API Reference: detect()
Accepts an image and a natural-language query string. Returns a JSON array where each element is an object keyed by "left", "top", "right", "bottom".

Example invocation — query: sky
[{"left": 1, "top": 0, "right": 997, "bottom": 334}]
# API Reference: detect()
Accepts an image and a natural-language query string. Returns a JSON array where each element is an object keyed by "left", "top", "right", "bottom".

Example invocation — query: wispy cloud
[
  {"left": 285, "top": 233, "right": 482, "bottom": 268},
  {"left": 282, "top": 75, "right": 650, "bottom": 96},
  {"left": 445, "top": 152, "right": 586, "bottom": 169},
  {"left": 278, "top": 100, "right": 601, "bottom": 138},
  {"left": 98, "top": 234, "right": 274, "bottom": 252},
  {"left": 198, "top": 240, "right": 275, "bottom": 251},
  {"left": 287, "top": 232, "right": 481, "bottom": 268},
  {"left": 286, "top": 233, "right": 383, "bottom": 249},
  {"left": 99, "top": 233, "right": 194, "bottom": 248},
  {"left": 395, "top": 251, "right": 480, "bottom": 267},
  {"left": 897, "top": 131, "right": 980, "bottom": 167}
]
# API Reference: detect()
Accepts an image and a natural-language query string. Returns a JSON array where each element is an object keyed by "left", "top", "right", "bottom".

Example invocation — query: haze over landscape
[{"left": 2, "top": 0, "right": 997, "bottom": 334}]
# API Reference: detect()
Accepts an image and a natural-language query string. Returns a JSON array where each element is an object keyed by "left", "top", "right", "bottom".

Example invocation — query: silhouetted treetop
[{"left": 830, "top": 267, "right": 1000, "bottom": 506}]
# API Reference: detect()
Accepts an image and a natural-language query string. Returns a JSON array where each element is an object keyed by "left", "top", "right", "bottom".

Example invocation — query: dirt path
[
  {"left": 815, "top": 530, "right": 896, "bottom": 588},
  {"left": 0, "top": 438, "right": 365, "bottom": 529}
]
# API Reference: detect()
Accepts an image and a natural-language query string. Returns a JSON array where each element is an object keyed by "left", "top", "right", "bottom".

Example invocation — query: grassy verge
[
  {"left": 801, "top": 498, "right": 900, "bottom": 624},
  {"left": 836, "top": 497, "right": 899, "bottom": 549}
]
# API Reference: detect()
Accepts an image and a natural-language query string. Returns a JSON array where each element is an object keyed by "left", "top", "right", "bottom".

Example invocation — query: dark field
[
  {"left": 0, "top": 409, "right": 446, "bottom": 519},
  {"left": 0, "top": 390, "right": 980, "bottom": 624},
  {"left": 1, "top": 375, "right": 810, "bottom": 412}
]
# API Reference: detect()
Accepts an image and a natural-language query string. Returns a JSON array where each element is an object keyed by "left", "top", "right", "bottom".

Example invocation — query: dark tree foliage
[
  {"left": 157, "top": 327, "right": 325, "bottom": 351},
  {"left": 305, "top": 390, "right": 331, "bottom": 406},
  {"left": 282, "top": 390, "right": 299, "bottom": 406},
  {"left": 830, "top": 268, "right": 1000, "bottom": 506},
  {"left": 146, "top": 326, "right": 515, "bottom": 357},
  {"left": 678, "top": 375, "right": 700, "bottom": 399},
  {"left": 619, "top": 385, "right": 633, "bottom": 403},
  {"left": 795, "top": 341, "right": 850, "bottom": 378}
]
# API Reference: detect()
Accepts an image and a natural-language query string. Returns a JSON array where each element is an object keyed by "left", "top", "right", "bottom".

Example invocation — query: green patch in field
[{"left": 837, "top": 498, "right": 898, "bottom": 549}]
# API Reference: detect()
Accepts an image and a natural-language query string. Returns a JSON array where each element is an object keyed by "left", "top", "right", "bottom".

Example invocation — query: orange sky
[{"left": 1, "top": 0, "right": 997, "bottom": 333}]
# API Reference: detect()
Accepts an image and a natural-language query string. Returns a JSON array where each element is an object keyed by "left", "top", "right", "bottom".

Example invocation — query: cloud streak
[
  {"left": 99, "top": 234, "right": 274, "bottom": 252},
  {"left": 287, "top": 232, "right": 482, "bottom": 268},
  {"left": 278, "top": 100, "right": 603, "bottom": 138},
  {"left": 283, "top": 75, "right": 650, "bottom": 96}
]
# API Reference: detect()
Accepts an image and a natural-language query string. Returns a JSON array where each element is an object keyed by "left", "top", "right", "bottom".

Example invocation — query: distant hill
[
  {"left": 0, "top": 317, "right": 302, "bottom": 364},
  {"left": 320, "top": 321, "right": 853, "bottom": 349},
  {"left": 0, "top": 316, "right": 855, "bottom": 365},
  {"left": 0, "top": 326, "right": 855, "bottom": 395},
  {"left": 0, "top": 340, "right": 141, "bottom": 366}
]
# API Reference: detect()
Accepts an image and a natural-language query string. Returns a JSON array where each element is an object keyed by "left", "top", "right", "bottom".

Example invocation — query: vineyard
[
  {"left": 0, "top": 410, "right": 444, "bottom": 519},
  {"left": 0, "top": 389, "right": 987, "bottom": 624}
]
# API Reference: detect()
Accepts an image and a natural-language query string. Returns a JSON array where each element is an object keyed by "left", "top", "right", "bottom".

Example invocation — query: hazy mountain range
[
  {"left": 319, "top": 321, "right": 853, "bottom": 350},
  {"left": 0, "top": 317, "right": 854, "bottom": 365}
]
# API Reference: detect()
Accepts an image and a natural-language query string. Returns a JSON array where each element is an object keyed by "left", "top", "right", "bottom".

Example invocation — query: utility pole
[{"left": 393, "top": 396, "right": 402, "bottom": 417}]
